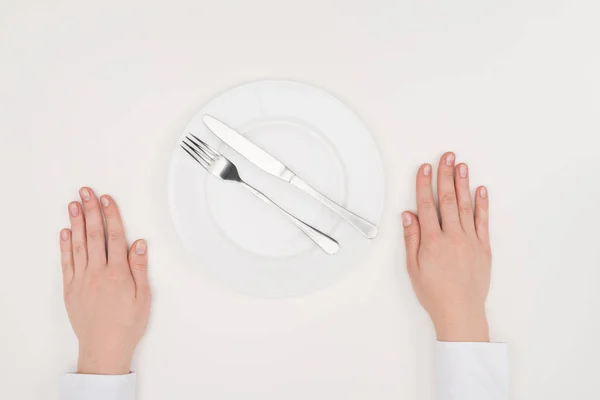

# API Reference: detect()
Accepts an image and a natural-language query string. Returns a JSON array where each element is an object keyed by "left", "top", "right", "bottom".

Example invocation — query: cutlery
[
  {"left": 202, "top": 115, "right": 378, "bottom": 239},
  {"left": 180, "top": 134, "right": 340, "bottom": 255}
]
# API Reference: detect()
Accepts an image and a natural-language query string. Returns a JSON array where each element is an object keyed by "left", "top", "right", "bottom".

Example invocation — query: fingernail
[
  {"left": 61, "top": 230, "right": 69, "bottom": 241},
  {"left": 480, "top": 186, "right": 488, "bottom": 199},
  {"left": 445, "top": 153, "right": 455, "bottom": 166},
  {"left": 459, "top": 164, "right": 467, "bottom": 178},
  {"left": 423, "top": 164, "right": 431, "bottom": 176},
  {"left": 135, "top": 240, "right": 147, "bottom": 255},
  {"left": 69, "top": 203, "right": 79, "bottom": 217},
  {"left": 80, "top": 188, "right": 91, "bottom": 201},
  {"left": 402, "top": 213, "right": 412, "bottom": 227},
  {"left": 101, "top": 196, "right": 110, "bottom": 207}
]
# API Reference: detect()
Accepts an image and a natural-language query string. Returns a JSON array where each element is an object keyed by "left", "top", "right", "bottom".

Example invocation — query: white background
[{"left": 1, "top": 0, "right": 599, "bottom": 398}]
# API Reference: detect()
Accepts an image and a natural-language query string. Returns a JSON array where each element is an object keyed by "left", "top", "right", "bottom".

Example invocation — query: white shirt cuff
[
  {"left": 60, "top": 373, "right": 136, "bottom": 400},
  {"left": 435, "top": 341, "right": 509, "bottom": 400}
]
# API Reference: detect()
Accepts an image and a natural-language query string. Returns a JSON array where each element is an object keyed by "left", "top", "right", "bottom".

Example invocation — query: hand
[
  {"left": 59, "top": 187, "right": 151, "bottom": 374},
  {"left": 402, "top": 152, "right": 491, "bottom": 342}
]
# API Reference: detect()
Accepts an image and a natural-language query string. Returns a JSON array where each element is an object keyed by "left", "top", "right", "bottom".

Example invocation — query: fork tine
[
  {"left": 185, "top": 137, "right": 215, "bottom": 165},
  {"left": 181, "top": 143, "right": 208, "bottom": 168},
  {"left": 180, "top": 144, "right": 207, "bottom": 168},
  {"left": 185, "top": 135, "right": 216, "bottom": 160},
  {"left": 189, "top": 133, "right": 219, "bottom": 158},
  {"left": 181, "top": 142, "right": 210, "bottom": 168},
  {"left": 183, "top": 140, "right": 212, "bottom": 165}
]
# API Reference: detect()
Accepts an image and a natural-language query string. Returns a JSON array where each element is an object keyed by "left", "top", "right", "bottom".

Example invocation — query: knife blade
[
  {"left": 202, "top": 114, "right": 378, "bottom": 239},
  {"left": 202, "top": 115, "right": 296, "bottom": 182}
]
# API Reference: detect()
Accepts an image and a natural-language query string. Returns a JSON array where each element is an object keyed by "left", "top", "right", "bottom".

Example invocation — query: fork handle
[
  {"left": 289, "top": 177, "right": 378, "bottom": 239},
  {"left": 240, "top": 182, "right": 340, "bottom": 255}
]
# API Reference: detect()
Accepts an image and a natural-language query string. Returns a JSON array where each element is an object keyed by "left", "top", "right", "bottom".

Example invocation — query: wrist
[
  {"left": 432, "top": 310, "right": 490, "bottom": 342},
  {"left": 77, "top": 346, "right": 132, "bottom": 375}
]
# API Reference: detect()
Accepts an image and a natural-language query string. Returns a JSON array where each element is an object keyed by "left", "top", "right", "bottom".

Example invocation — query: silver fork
[{"left": 181, "top": 134, "right": 340, "bottom": 255}]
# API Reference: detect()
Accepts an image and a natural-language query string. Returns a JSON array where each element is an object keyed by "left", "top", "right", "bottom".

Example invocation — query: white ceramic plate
[{"left": 168, "top": 81, "right": 384, "bottom": 297}]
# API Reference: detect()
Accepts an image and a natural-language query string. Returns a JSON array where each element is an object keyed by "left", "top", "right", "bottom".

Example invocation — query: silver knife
[{"left": 202, "top": 115, "right": 378, "bottom": 239}]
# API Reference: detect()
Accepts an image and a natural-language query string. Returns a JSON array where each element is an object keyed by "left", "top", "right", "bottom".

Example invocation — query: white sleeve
[
  {"left": 60, "top": 373, "right": 136, "bottom": 400},
  {"left": 435, "top": 341, "right": 509, "bottom": 400}
]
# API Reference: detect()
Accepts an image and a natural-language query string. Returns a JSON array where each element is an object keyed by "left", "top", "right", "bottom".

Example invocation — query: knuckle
[
  {"left": 442, "top": 169, "right": 454, "bottom": 179},
  {"left": 102, "top": 205, "right": 116, "bottom": 215},
  {"left": 403, "top": 231, "right": 420, "bottom": 245},
  {"left": 84, "top": 202, "right": 100, "bottom": 212},
  {"left": 72, "top": 242, "right": 86, "bottom": 254},
  {"left": 420, "top": 199, "right": 436, "bottom": 210},
  {"left": 459, "top": 202, "right": 473, "bottom": 215},
  {"left": 87, "top": 226, "right": 104, "bottom": 240},
  {"left": 107, "top": 230, "right": 124, "bottom": 242},
  {"left": 441, "top": 193, "right": 457, "bottom": 205},
  {"left": 130, "top": 262, "right": 148, "bottom": 272}
]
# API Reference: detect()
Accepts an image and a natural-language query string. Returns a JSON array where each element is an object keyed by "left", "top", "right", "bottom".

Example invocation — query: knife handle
[
  {"left": 290, "top": 177, "right": 378, "bottom": 239},
  {"left": 240, "top": 182, "right": 340, "bottom": 255}
]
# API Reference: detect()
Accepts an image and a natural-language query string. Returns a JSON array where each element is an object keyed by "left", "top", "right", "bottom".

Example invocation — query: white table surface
[{"left": 2, "top": 0, "right": 599, "bottom": 399}]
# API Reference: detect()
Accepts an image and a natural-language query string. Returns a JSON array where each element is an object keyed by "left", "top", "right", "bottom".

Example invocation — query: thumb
[
  {"left": 129, "top": 239, "right": 150, "bottom": 299},
  {"left": 402, "top": 212, "right": 421, "bottom": 276}
]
